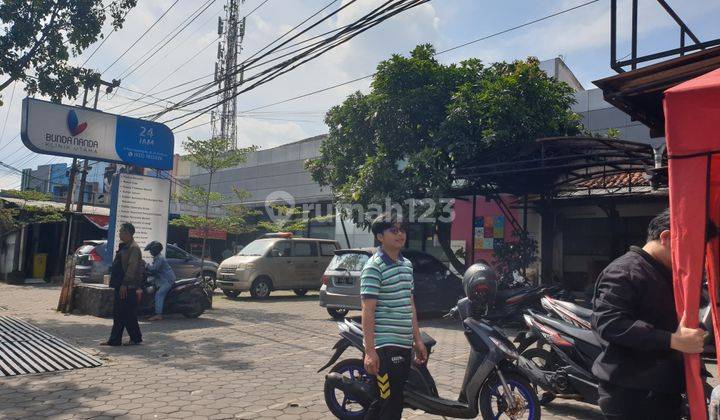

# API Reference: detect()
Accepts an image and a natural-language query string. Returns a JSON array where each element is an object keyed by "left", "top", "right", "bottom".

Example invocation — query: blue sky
[{"left": 1, "top": 0, "right": 719, "bottom": 189}]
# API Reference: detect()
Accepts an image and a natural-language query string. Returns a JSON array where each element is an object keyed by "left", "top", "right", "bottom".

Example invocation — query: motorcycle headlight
[{"left": 489, "top": 336, "right": 519, "bottom": 359}]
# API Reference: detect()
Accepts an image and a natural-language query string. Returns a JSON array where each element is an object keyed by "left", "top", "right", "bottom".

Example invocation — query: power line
[
  {"left": 102, "top": 0, "right": 183, "bottom": 75},
  {"left": 161, "top": 0, "right": 602, "bottom": 136},
  {"left": 80, "top": 8, "right": 134, "bottom": 68},
  {"left": 0, "top": 81, "right": 17, "bottom": 150},
  {"left": 118, "top": 0, "right": 217, "bottom": 81},
  {"left": 106, "top": 0, "right": 273, "bottom": 114},
  {"left": 157, "top": 0, "right": 427, "bottom": 128},
  {"left": 435, "top": 0, "right": 601, "bottom": 56}
]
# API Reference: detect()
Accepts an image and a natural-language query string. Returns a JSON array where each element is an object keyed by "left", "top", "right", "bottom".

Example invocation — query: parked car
[
  {"left": 217, "top": 233, "right": 340, "bottom": 299},
  {"left": 74, "top": 240, "right": 219, "bottom": 286},
  {"left": 318, "top": 248, "right": 464, "bottom": 319}
]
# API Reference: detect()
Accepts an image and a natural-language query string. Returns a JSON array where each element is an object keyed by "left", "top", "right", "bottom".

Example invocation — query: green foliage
[
  {"left": 492, "top": 231, "right": 538, "bottom": 286},
  {"left": 182, "top": 137, "right": 257, "bottom": 174},
  {"left": 1, "top": 189, "right": 52, "bottom": 201},
  {"left": 307, "top": 45, "right": 581, "bottom": 216},
  {"left": 255, "top": 204, "right": 333, "bottom": 234},
  {"left": 306, "top": 44, "right": 581, "bottom": 270},
  {"left": 0, "top": 0, "right": 137, "bottom": 101},
  {"left": 171, "top": 138, "right": 258, "bottom": 240},
  {"left": 0, "top": 190, "right": 64, "bottom": 235}
]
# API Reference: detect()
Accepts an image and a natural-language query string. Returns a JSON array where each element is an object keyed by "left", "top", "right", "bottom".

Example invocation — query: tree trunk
[
  {"left": 199, "top": 171, "right": 213, "bottom": 278},
  {"left": 436, "top": 220, "right": 466, "bottom": 273}
]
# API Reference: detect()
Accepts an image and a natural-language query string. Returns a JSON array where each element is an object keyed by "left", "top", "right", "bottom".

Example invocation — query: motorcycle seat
[
  {"left": 551, "top": 298, "right": 592, "bottom": 321},
  {"left": 531, "top": 311, "right": 602, "bottom": 347},
  {"left": 496, "top": 287, "right": 540, "bottom": 302},
  {"left": 346, "top": 319, "right": 437, "bottom": 351}
]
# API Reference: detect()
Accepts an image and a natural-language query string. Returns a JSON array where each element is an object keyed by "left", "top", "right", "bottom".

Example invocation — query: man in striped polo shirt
[{"left": 361, "top": 213, "right": 428, "bottom": 419}]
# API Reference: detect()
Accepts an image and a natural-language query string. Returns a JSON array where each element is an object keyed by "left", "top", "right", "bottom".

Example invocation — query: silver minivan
[{"left": 218, "top": 234, "right": 340, "bottom": 299}]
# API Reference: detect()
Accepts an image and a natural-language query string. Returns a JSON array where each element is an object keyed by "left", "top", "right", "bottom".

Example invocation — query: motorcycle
[
  {"left": 483, "top": 284, "right": 562, "bottom": 325},
  {"left": 519, "top": 308, "right": 714, "bottom": 414},
  {"left": 139, "top": 276, "right": 211, "bottom": 318},
  {"left": 319, "top": 297, "right": 542, "bottom": 419}
]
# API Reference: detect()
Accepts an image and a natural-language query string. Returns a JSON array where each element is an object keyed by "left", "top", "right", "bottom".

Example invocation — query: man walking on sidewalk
[
  {"left": 101, "top": 222, "right": 143, "bottom": 346},
  {"left": 361, "top": 213, "right": 427, "bottom": 420}
]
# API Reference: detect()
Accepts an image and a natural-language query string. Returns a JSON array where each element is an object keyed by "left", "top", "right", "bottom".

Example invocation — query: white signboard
[
  {"left": 21, "top": 97, "right": 174, "bottom": 169},
  {"left": 107, "top": 174, "right": 171, "bottom": 260}
]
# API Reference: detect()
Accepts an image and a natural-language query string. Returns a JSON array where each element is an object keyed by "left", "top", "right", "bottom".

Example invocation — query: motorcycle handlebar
[{"left": 443, "top": 306, "right": 459, "bottom": 320}]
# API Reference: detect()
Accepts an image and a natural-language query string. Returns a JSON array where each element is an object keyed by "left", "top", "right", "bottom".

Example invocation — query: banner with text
[
  {"left": 107, "top": 173, "right": 171, "bottom": 260},
  {"left": 21, "top": 97, "right": 174, "bottom": 169}
]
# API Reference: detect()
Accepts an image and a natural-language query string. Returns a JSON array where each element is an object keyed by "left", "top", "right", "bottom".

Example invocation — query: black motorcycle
[
  {"left": 319, "top": 297, "right": 542, "bottom": 419},
  {"left": 518, "top": 309, "right": 714, "bottom": 415},
  {"left": 139, "top": 276, "right": 211, "bottom": 318}
]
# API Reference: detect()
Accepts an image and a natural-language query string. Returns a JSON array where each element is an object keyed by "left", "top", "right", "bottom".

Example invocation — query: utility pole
[
  {"left": 211, "top": 0, "right": 246, "bottom": 149},
  {"left": 61, "top": 74, "right": 120, "bottom": 258},
  {"left": 76, "top": 78, "right": 120, "bottom": 213}
]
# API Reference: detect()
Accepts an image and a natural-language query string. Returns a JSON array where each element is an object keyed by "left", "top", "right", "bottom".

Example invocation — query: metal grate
[{"left": 0, "top": 316, "right": 102, "bottom": 377}]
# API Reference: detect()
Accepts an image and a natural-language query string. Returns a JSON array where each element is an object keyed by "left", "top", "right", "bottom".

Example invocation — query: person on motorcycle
[
  {"left": 360, "top": 212, "right": 428, "bottom": 420},
  {"left": 591, "top": 209, "right": 707, "bottom": 419},
  {"left": 144, "top": 241, "right": 176, "bottom": 321}
]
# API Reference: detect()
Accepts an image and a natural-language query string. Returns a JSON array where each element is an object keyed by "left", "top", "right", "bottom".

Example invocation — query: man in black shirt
[{"left": 592, "top": 209, "right": 706, "bottom": 419}]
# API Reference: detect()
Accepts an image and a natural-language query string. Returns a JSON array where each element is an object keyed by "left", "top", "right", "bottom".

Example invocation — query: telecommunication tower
[{"left": 211, "top": 0, "right": 246, "bottom": 149}]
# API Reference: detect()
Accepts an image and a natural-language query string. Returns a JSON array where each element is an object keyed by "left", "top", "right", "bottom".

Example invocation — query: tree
[
  {"left": 0, "top": 0, "right": 137, "bottom": 102},
  {"left": 306, "top": 44, "right": 582, "bottom": 272},
  {"left": 170, "top": 137, "right": 257, "bottom": 268},
  {"left": 0, "top": 190, "right": 64, "bottom": 238}
]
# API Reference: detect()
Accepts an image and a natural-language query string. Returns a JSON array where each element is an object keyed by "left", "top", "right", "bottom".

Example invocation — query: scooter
[
  {"left": 520, "top": 309, "right": 714, "bottom": 414},
  {"left": 319, "top": 297, "right": 542, "bottom": 419},
  {"left": 484, "top": 284, "right": 561, "bottom": 325},
  {"left": 139, "top": 276, "right": 211, "bottom": 318}
]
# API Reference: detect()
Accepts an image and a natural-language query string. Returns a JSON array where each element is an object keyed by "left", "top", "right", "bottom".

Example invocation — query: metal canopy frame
[
  {"left": 454, "top": 137, "right": 665, "bottom": 198},
  {"left": 611, "top": 0, "right": 720, "bottom": 73}
]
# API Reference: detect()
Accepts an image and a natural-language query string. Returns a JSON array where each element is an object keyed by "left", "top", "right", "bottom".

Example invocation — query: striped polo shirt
[{"left": 360, "top": 247, "right": 414, "bottom": 349}]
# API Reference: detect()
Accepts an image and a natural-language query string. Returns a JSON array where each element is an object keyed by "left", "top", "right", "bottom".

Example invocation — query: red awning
[
  {"left": 664, "top": 68, "right": 720, "bottom": 420},
  {"left": 84, "top": 214, "right": 109, "bottom": 230}
]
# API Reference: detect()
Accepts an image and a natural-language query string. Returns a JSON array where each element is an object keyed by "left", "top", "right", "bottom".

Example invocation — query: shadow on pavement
[
  {"left": 0, "top": 376, "right": 115, "bottom": 418},
  {"left": 543, "top": 400, "right": 603, "bottom": 418}
]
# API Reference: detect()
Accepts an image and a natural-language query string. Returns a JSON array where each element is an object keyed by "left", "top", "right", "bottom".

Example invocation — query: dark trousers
[
  {"left": 598, "top": 381, "right": 682, "bottom": 420},
  {"left": 108, "top": 288, "right": 142, "bottom": 345},
  {"left": 365, "top": 346, "right": 412, "bottom": 420}
]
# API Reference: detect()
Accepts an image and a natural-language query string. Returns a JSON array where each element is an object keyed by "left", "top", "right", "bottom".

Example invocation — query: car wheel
[
  {"left": 327, "top": 308, "right": 349, "bottom": 319},
  {"left": 250, "top": 277, "right": 272, "bottom": 299},
  {"left": 293, "top": 288, "right": 308, "bottom": 297},
  {"left": 223, "top": 290, "right": 240, "bottom": 299}
]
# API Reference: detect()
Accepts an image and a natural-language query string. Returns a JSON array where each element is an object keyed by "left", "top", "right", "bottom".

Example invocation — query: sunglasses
[{"left": 385, "top": 226, "right": 407, "bottom": 235}]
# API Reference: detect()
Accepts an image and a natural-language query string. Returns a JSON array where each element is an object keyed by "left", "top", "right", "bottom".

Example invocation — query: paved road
[{"left": 0, "top": 282, "right": 601, "bottom": 419}]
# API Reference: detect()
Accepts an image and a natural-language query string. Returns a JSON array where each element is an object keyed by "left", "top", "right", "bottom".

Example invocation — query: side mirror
[{"left": 270, "top": 249, "right": 281, "bottom": 257}]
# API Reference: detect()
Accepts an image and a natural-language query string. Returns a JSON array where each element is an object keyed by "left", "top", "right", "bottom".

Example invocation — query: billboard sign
[{"left": 21, "top": 97, "right": 174, "bottom": 170}]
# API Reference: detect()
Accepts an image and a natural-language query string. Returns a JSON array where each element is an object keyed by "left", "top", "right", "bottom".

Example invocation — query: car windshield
[
  {"left": 237, "top": 239, "right": 275, "bottom": 256},
  {"left": 328, "top": 253, "right": 370, "bottom": 272}
]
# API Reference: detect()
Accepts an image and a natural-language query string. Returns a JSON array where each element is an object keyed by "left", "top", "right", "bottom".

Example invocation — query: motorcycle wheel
[
  {"left": 328, "top": 308, "right": 349, "bottom": 319},
  {"left": 182, "top": 308, "right": 204, "bottom": 318},
  {"left": 479, "top": 371, "right": 541, "bottom": 420},
  {"left": 324, "top": 359, "right": 369, "bottom": 420},
  {"left": 521, "top": 348, "right": 558, "bottom": 405}
]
